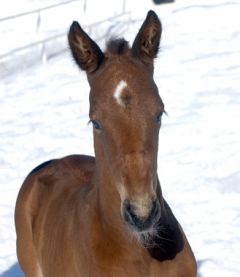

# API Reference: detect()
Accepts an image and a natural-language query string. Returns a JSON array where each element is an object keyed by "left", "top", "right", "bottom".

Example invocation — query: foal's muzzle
[{"left": 122, "top": 198, "right": 161, "bottom": 233}]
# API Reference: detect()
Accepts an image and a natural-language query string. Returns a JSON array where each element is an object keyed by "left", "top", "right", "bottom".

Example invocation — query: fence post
[
  {"left": 36, "top": 10, "right": 41, "bottom": 32},
  {"left": 128, "top": 12, "right": 131, "bottom": 28},
  {"left": 40, "top": 42, "right": 47, "bottom": 64},
  {"left": 122, "top": 0, "right": 126, "bottom": 13}
]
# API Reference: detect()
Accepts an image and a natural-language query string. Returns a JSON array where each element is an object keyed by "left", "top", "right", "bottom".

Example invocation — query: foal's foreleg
[{"left": 15, "top": 176, "right": 44, "bottom": 277}]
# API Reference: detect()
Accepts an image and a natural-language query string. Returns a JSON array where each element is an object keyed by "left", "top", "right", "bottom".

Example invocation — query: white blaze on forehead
[{"left": 114, "top": 80, "right": 128, "bottom": 106}]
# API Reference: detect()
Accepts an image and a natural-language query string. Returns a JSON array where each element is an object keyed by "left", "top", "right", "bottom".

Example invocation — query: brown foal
[{"left": 15, "top": 10, "right": 197, "bottom": 277}]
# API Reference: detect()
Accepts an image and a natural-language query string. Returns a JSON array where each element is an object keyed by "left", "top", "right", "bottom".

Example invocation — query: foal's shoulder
[
  {"left": 26, "top": 154, "right": 95, "bottom": 187},
  {"left": 18, "top": 155, "right": 95, "bottom": 203},
  {"left": 16, "top": 155, "right": 96, "bottom": 237}
]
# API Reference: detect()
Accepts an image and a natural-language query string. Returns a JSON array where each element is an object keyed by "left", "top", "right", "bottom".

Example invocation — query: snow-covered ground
[{"left": 0, "top": 0, "right": 240, "bottom": 276}]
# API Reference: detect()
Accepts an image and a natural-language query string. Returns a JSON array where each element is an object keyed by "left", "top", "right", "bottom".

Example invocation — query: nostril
[
  {"left": 123, "top": 201, "right": 141, "bottom": 226},
  {"left": 123, "top": 200, "right": 133, "bottom": 217},
  {"left": 149, "top": 199, "right": 160, "bottom": 221},
  {"left": 153, "top": 201, "right": 158, "bottom": 216},
  {"left": 125, "top": 203, "right": 131, "bottom": 213}
]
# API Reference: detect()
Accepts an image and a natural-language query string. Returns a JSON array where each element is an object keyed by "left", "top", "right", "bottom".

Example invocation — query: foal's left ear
[
  {"left": 68, "top": 21, "right": 105, "bottom": 74},
  {"left": 132, "top": 10, "right": 162, "bottom": 66}
]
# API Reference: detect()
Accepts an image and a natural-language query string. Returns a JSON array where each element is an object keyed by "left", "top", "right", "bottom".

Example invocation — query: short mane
[{"left": 105, "top": 37, "right": 130, "bottom": 57}]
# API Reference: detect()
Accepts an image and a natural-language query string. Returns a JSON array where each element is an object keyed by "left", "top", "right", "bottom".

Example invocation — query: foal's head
[{"left": 68, "top": 11, "right": 164, "bottom": 236}]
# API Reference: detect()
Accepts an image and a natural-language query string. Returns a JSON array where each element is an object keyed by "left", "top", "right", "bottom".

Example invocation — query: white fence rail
[
  {"left": 0, "top": 0, "right": 86, "bottom": 32},
  {"left": 0, "top": 0, "right": 131, "bottom": 78}
]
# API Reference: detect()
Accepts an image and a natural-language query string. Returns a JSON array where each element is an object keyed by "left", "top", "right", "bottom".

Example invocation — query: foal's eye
[
  {"left": 91, "top": 120, "right": 101, "bottom": 130},
  {"left": 156, "top": 112, "right": 163, "bottom": 122}
]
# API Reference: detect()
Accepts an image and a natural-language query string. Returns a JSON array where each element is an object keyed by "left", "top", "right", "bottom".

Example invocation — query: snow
[{"left": 1, "top": 0, "right": 240, "bottom": 276}]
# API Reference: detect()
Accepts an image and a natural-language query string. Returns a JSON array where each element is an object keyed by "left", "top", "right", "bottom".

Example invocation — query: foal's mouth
[{"left": 122, "top": 199, "right": 161, "bottom": 233}]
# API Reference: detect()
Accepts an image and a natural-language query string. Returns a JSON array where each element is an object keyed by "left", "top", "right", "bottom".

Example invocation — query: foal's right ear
[{"left": 68, "top": 21, "right": 105, "bottom": 74}]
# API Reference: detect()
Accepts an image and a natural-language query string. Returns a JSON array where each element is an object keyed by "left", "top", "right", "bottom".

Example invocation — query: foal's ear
[
  {"left": 132, "top": 10, "right": 162, "bottom": 65},
  {"left": 68, "top": 21, "right": 105, "bottom": 74}
]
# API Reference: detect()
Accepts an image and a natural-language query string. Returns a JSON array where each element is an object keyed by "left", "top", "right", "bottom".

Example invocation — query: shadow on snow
[
  {"left": 0, "top": 263, "right": 23, "bottom": 277},
  {"left": 0, "top": 260, "right": 206, "bottom": 276}
]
